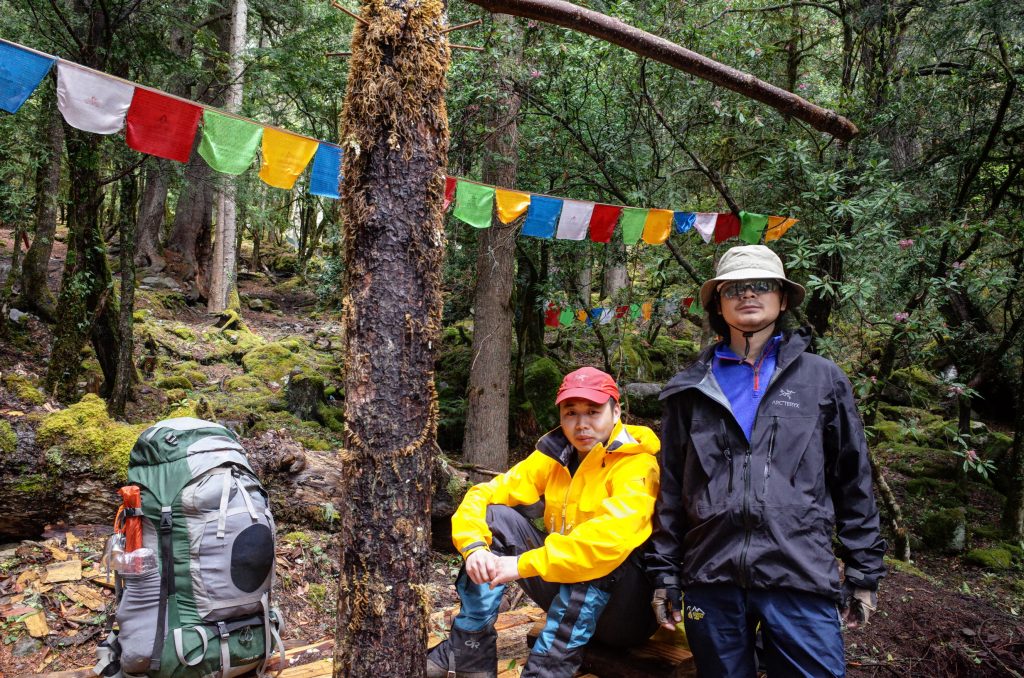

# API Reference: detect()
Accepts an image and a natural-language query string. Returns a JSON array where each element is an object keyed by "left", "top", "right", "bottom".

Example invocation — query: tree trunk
[
  {"left": 333, "top": 1, "right": 449, "bottom": 675},
  {"left": 19, "top": 88, "right": 63, "bottom": 322},
  {"left": 1002, "top": 351, "right": 1024, "bottom": 540},
  {"left": 134, "top": 160, "right": 170, "bottom": 272},
  {"left": 166, "top": 148, "right": 215, "bottom": 302},
  {"left": 208, "top": 0, "right": 247, "bottom": 314},
  {"left": 108, "top": 175, "right": 139, "bottom": 419},
  {"left": 603, "top": 238, "right": 629, "bottom": 298},
  {"left": 462, "top": 13, "right": 521, "bottom": 474},
  {"left": 44, "top": 125, "right": 122, "bottom": 401}
]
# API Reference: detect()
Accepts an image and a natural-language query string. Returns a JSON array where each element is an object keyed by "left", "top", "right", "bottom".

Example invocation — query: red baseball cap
[{"left": 555, "top": 367, "right": 620, "bottom": 405}]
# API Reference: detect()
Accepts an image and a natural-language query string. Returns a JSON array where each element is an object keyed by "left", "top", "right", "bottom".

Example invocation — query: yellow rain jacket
[{"left": 451, "top": 422, "right": 660, "bottom": 583}]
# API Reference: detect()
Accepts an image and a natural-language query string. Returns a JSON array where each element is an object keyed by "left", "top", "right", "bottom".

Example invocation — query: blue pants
[
  {"left": 437, "top": 505, "right": 655, "bottom": 678},
  {"left": 683, "top": 585, "right": 845, "bottom": 678}
]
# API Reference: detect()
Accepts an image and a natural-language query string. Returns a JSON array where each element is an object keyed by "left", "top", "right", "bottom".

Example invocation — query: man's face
[
  {"left": 559, "top": 397, "right": 620, "bottom": 453},
  {"left": 718, "top": 279, "right": 787, "bottom": 333}
]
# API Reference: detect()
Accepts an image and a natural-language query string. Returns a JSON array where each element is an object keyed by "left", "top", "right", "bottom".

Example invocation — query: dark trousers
[
  {"left": 437, "top": 504, "right": 656, "bottom": 678},
  {"left": 682, "top": 584, "right": 845, "bottom": 678}
]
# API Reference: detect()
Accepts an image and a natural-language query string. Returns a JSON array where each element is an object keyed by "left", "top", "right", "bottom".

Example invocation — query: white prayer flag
[
  {"left": 555, "top": 200, "right": 596, "bottom": 240},
  {"left": 694, "top": 213, "right": 718, "bottom": 243},
  {"left": 599, "top": 308, "right": 615, "bottom": 324},
  {"left": 57, "top": 63, "right": 134, "bottom": 134}
]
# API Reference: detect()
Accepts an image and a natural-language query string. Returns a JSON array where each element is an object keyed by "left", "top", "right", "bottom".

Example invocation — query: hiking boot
[{"left": 425, "top": 626, "right": 497, "bottom": 678}]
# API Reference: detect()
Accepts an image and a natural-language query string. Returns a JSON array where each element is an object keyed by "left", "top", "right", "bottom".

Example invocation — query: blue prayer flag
[
  {"left": 0, "top": 42, "right": 56, "bottom": 114},
  {"left": 673, "top": 211, "right": 696, "bottom": 234},
  {"left": 309, "top": 143, "right": 343, "bottom": 199},
  {"left": 521, "top": 195, "right": 562, "bottom": 239}
]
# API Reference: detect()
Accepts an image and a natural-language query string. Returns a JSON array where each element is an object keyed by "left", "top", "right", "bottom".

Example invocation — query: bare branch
[{"left": 465, "top": 0, "right": 858, "bottom": 139}]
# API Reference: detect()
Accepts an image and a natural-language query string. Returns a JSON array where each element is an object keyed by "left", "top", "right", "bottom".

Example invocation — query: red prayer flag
[
  {"left": 714, "top": 212, "right": 741, "bottom": 243},
  {"left": 683, "top": 297, "right": 695, "bottom": 310},
  {"left": 589, "top": 204, "right": 623, "bottom": 243},
  {"left": 443, "top": 176, "right": 457, "bottom": 211},
  {"left": 544, "top": 303, "right": 561, "bottom": 327},
  {"left": 615, "top": 305, "right": 628, "bottom": 319},
  {"left": 126, "top": 89, "right": 202, "bottom": 163}
]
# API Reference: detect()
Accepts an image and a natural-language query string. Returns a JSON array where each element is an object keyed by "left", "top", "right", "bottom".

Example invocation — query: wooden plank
[
  {"left": 277, "top": 658, "right": 333, "bottom": 678},
  {"left": 33, "top": 669, "right": 96, "bottom": 678}
]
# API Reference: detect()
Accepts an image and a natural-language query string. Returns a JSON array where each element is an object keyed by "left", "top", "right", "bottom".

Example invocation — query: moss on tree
[{"left": 524, "top": 357, "right": 562, "bottom": 431}]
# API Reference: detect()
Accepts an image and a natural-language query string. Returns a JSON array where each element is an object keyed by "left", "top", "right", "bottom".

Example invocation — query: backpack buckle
[{"left": 163, "top": 433, "right": 178, "bottom": 445}]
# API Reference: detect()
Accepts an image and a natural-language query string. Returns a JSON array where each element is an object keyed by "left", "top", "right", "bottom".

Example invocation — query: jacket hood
[
  {"left": 536, "top": 421, "right": 659, "bottom": 466},
  {"left": 660, "top": 327, "right": 813, "bottom": 400}
]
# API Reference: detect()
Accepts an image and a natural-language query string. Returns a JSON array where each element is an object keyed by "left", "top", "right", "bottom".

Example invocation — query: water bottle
[{"left": 118, "top": 547, "right": 158, "bottom": 575}]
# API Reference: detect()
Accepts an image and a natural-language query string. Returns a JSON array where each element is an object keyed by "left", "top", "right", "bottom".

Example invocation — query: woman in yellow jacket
[{"left": 427, "top": 367, "right": 661, "bottom": 678}]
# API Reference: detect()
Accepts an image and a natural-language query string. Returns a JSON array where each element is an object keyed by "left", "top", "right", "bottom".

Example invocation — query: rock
[
  {"left": 964, "top": 547, "right": 1014, "bottom": 570},
  {"left": 8, "top": 308, "right": 27, "bottom": 323},
  {"left": 140, "top": 276, "right": 180, "bottom": 291},
  {"left": 12, "top": 635, "right": 43, "bottom": 656},
  {"left": 248, "top": 298, "right": 265, "bottom": 311},
  {"left": 919, "top": 508, "right": 966, "bottom": 553},
  {"left": 623, "top": 382, "right": 664, "bottom": 418}
]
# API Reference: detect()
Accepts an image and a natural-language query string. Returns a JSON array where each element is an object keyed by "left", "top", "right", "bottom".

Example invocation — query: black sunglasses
[{"left": 718, "top": 279, "right": 782, "bottom": 299}]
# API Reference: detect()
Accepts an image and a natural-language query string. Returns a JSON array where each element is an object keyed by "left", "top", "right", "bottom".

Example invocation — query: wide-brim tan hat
[{"left": 699, "top": 245, "right": 806, "bottom": 308}]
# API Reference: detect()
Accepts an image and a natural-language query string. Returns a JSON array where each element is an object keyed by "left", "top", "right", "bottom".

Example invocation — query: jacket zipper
[
  {"left": 762, "top": 416, "right": 779, "bottom": 495},
  {"left": 739, "top": 444, "right": 753, "bottom": 588},
  {"left": 719, "top": 419, "right": 734, "bottom": 493}
]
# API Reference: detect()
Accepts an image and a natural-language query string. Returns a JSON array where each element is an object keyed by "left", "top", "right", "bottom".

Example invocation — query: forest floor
[{"left": 0, "top": 226, "right": 1022, "bottom": 676}]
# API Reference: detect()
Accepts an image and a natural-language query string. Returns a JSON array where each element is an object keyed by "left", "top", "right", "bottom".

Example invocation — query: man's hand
[
  {"left": 488, "top": 556, "right": 521, "bottom": 588},
  {"left": 652, "top": 587, "right": 683, "bottom": 630},
  {"left": 465, "top": 549, "right": 499, "bottom": 585},
  {"left": 840, "top": 582, "right": 877, "bottom": 628}
]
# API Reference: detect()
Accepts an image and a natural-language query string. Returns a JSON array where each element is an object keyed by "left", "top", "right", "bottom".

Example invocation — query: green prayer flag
[
  {"left": 620, "top": 208, "right": 649, "bottom": 245},
  {"left": 739, "top": 211, "right": 769, "bottom": 244},
  {"left": 558, "top": 308, "right": 575, "bottom": 327},
  {"left": 691, "top": 295, "right": 703, "bottom": 317},
  {"left": 453, "top": 180, "right": 495, "bottom": 229},
  {"left": 198, "top": 110, "right": 263, "bottom": 175},
  {"left": 629, "top": 303, "right": 641, "bottom": 320}
]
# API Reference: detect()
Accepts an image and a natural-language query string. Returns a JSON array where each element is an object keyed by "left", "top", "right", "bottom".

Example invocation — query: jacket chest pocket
[
  {"left": 757, "top": 412, "right": 823, "bottom": 504},
  {"left": 686, "top": 417, "right": 735, "bottom": 512}
]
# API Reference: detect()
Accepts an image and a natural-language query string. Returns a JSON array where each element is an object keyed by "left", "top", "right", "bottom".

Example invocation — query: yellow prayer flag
[
  {"left": 495, "top": 189, "right": 531, "bottom": 224},
  {"left": 764, "top": 216, "right": 799, "bottom": 242},
  {"left": 641, "top": 302, "right": 653, "bottom": 320},
  {"left": 576, "top": 309, "right": 587, "bottom": 322},
  {"left": 641, "top": 209, "right": 674, "bottom": 245},
  {"left": 259, "top": 128, "right": 319, "bottom": 190}
]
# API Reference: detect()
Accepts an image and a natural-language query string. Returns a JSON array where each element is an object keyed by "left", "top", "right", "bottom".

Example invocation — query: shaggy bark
[
  {"left": 466, "top": 0, "right": 858, "bottom": 140},
  {"left": 134, "top": 161, "right": 170, "bottom": 272},
  {"left": 462, "top": 13, "right": 521, "bottom": 474},
  {"left": 332, "top": 1, "right": 449, "bottom": 675}
]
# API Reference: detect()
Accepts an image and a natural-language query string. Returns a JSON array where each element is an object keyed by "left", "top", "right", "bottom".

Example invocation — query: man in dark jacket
[{"left": 646, "top": 245, "right": 886, "bottom": 678}]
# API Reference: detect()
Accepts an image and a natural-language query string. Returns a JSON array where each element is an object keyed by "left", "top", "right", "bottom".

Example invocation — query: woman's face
[{"left": 559, "top": 397, "right": 620, "bottom": 453}]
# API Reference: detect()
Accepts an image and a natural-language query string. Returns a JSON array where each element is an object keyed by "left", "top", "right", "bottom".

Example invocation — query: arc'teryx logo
[{"left": 771, "top": 388, "right": 801, "bottom": 409}]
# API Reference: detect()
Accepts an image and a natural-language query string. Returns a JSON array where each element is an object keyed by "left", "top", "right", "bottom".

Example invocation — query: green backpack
[{"left": 96, "top": 417, "right": 284, "bottom": 677}]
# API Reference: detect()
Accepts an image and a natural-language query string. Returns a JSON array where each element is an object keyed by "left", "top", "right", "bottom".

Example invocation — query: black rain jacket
[{"left": 646, "top": 328, "right": 886, "bottom": 600}]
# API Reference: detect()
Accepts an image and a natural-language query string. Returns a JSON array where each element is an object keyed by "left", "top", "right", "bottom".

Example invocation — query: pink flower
[
  {"left": 797, "top": 83, "right": 809, "bottom": 91},
  {"left": 952, "top": 261, "right": 965, "bottom": 270},
  {"left": 870, "top": 376, "right": 877, "bottom": 383},
  {"left": 894, "top": 312, "right": 909, "bottom": 323},
  {"left": 966, "top": 449, "right": 979, "bottom": 462},
  {"left": 948, "top": 385, "right": 964, "bottom": 396},
  {"left": 527, "top": 20, "right": 538, "bottom": 28},
  {"left": 530, "top": 69, "right": 541, "bottom": 79},
  {"left": 898, "top": 239, "right": 914, "bottom": 249}
]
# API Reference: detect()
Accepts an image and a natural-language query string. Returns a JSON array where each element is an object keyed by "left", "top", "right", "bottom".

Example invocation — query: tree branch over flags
[{"left": 464, "top": 0, "right": 859, "bottom": 141}]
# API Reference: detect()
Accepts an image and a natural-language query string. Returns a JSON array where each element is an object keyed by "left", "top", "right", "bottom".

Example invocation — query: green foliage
[
  {"left": 1, "top": 374, "right": 45, "bottom": 406},
  {"left": 524, "top": 357, "right": 562, "bottom": 432},
  {"left": 241, "top": 338, "right": 320, "bottom": 383}
]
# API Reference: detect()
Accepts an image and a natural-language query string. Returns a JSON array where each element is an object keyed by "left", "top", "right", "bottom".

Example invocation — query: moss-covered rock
[
  {"left": 963, "top": 547, "right": 1013, "bottom": 570},
  {"left": 648, "top": 335, "right": 699, "bottom": 381},
  {"left": 164, "top": 388, "right": 187, "bottom": 403},
  {"left": 156, "top": 375, "right": 193, "bottom": 390},
  {"left": 881, "top": 367, "right": 942, "bottom": 407},
  {"left": 612, "top": 335, "right": 655, "bottom": 383},
  {"left": 316, "top": 403, "right": 345, "bottom": 433},
  {"left": 0, "top": 420, "right": 15, "bottom": 455},
  {"left": 170, "top": 325, "right": 197, "bottom": 341},
  {"left": 224, "top": 375, "right": 264, "bottom": 391},
  {"left": 623, "top": 382, "right": 663, "bottom": 418},
  {"left": 2, "top": 373, "right": 46, "bottom": 406},
  {"left": 36, "top": 394, "right": 148, "bottom": 481},
  {"left": 919, "top": 508, "right": 966, "bottom": 553},
  {"left": 524, "top": 357, "right": 562, "bottom": 431},
  {"left": 241, "top": 338, "right": 319, "bottom": 383}
]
